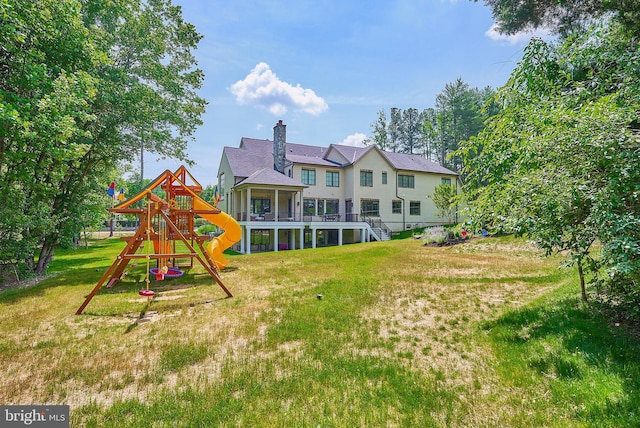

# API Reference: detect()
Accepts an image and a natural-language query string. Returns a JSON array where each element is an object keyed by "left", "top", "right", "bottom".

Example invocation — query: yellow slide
[{"left": 193, "top": 198, "right": 242, "bottom": 269}]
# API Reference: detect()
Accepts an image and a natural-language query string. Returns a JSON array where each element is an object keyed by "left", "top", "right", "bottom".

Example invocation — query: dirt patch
[{"left": 422, "top": 238, "right": 470, "bottom": 247}]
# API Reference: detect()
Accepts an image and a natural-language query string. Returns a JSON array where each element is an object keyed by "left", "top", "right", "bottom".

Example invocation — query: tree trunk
[
  {"left": 83, "top": 226, "right": 89, "bottom": 249},
  {"left": 36, "top": 236, "right": 56, "bottom": 276},
  {"left": 577, "top": 258, "right": 588, "bottom": 303}
]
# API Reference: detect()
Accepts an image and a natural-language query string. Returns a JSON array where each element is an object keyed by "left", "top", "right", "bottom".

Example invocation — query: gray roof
[
  {"left": 224, "top": 146, "right": 272, "bottom": 178},
  {"left": 239, "top": 137, "right": 272, "bottom": 152},
  {"left": 327, "top": 144, "right": 373, "bottom": 164},
  {"left": 287, "top": 154, "right": 338, "bottom": 167},
  {"left": 286, "top": 142, "right": 326, "bottom": 158},
  {"left": 225, "top": 136, "right": 457, "bottom": 185},
  {"left": 237, "top": 168, "right": 306, "bottom": 187},
  {"left": 384, "top": 151, "right": 457, "bottom": 175}
]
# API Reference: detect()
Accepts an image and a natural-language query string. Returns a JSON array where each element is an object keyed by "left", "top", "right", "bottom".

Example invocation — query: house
[{"left": 216, "top": 120, "right": 460, "bottom": 254}]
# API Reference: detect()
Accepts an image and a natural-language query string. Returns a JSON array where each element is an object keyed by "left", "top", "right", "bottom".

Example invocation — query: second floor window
[
  {"left": 326, "top": 171, "right": 339, "bottom": 187},
  {"left": 442, "top": 177, "right": 452, "bottom": 186},
  {"left": 382, "top": 172, "right": 387, "bottom": 184},
  {"left": 302, "top": 168, "right": 316, "bottom": 185},
  {"left": 360, "top": 170, "right": 373, "bottom": 187},
  {"left": 398, "top": 174, "right": 415, "bottom": 188},
  {"left": 392, "top": 200, "right": 402, "bottom": 214}
]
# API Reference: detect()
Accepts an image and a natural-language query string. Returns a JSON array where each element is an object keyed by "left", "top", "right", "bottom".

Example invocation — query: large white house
[{"left": 217, "top": 120, "right": 460, "bottom": 254}]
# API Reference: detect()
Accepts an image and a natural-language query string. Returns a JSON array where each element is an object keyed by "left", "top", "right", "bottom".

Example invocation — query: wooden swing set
[{"left": 76, "top": 166, "right": 241, "bottom": 315}]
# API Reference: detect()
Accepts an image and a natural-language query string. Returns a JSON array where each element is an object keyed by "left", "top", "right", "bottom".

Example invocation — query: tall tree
[
  {"left": 475, "top": 0, "right": 640, "bottom": 37},
  {"left": 388, "top": 107, "right": 402, "bottom": 153},
  {"left": 456, "top": 22, "right": 640, "bottom": 307},
  {"left": 400, "top": 108, "right": 422, "bottom": 154},
  {"left": 433, "top": 78, "right": 492, "bottom": 173},
  {"left": 0, "top": 0, "right": 206, "bottom": 275},
  {"left": 370, "top": 109, "right": 389, "bottom": 151}
]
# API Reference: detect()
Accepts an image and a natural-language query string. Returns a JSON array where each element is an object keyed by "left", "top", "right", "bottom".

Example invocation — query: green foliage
[
  {"left": 429, "top": 183, "right": 458, "bottom": 224},
  {"left": 197, "top": 224, "right": 217, "bottom": 235},
  {"left": 0, "top": 0, "right": 206, "bottom": 275},
  {"left": 476, "top": 0, "right": 640, "bottom": 37},
  {"left": 369, "top": 79, "right": 497, "bottom": 174},
  {"left": 456, "top": 22, "right": 640, "bottom": 313}
]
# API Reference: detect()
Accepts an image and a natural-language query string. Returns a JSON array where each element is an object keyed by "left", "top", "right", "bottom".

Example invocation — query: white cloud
[
  {"left": 338, "top": 133, "right": 367, "bottom": 147},
  {"left": 229, "top": 62, "right": 328, "bottom": 116},
  {"left": 485, "top": 23, "right": 553, "bottom": 45}
]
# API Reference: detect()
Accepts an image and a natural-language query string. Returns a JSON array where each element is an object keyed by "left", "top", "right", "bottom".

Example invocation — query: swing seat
[
  {"left": 150, "top": 267, "right": 183, "bottom": 279},
  {"left": 139, "top": 289, "right": 155, "bottom": 297}
]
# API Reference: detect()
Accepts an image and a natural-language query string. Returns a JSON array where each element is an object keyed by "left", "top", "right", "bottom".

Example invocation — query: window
[
  {"left": 392, "top": 200, "right": 402, "bottom": 214},
  {"left": 360, "top": 170, "right": 373, "bottom": 187},
  {"left": 251, "top": 198, "right": 270, "bottom": 214},
  {"left": 219, "top": 173, "right": 225, "bottom": 191},
  {"left": 302, "top": 168, "right": 316, "bottom": 185},
  {"left": 326, "top": 170, "right": 339, "bottom": 187},
  {"left": 409, "top": 201, "right": 421, "bottom": 216},
  {"left": 361, "top": 199, "right": 380, "bottom": 217},
  {"left": 441, "top": 177, "right": 452, "bottom": 186},
  {"left": 303, "top": 198, "right": 316, "bottom": 216},
  {"left": 323, "top": 199, "right": 340, "bottom": 215},
  {"left": 398, "top": 174, "right": 415, "bottom": 188},
  {"left": 381, "top": 172, "right": 387, "bottom": 184}
]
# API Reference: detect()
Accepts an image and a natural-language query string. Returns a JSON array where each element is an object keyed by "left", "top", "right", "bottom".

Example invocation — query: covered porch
[{"left": 238, "top": 220, "right": 373, "bottom": 254}]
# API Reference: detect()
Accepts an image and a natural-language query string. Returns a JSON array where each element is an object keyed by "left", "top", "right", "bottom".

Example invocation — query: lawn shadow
[
  {"left": 0, "top": 264, "right": 107, "bottom": 305},
  {"left": 483, "top": 295, "right": 640, "bottom": 423}
]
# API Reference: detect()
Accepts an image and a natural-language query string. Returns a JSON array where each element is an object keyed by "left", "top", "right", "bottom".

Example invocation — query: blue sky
[{"left": 142, "top": 0, "right": 548, "bottom": 186}]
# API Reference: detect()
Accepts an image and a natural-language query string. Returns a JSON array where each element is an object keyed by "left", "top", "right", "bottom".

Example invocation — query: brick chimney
[{"left": 273, "top": 120, "right": 286, "bottom": 173}]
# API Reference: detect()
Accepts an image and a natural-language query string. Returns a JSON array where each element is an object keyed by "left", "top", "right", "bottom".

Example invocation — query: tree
[
  {"left": 0, "top": 0, "right": 206, "bottom": 276},
  {"left": 429, "top": 184, "right": 458, "bottom": 225},
  {"left": 388, "top": 107, "right": 402, "bottom": 153},
  {"left": 433, "top": 78, "right": 494, "bottom": 174},
  {"left": 475, "top": 0, "right": 640, "bottom": 37},
  {"left": 456, "top": 22, "right": 640, "bottom": 307},
  {"left": 370, "top": 109, "right": 389, "bottom": 151},
  {"left": 400, "top": 108, "right": 422, "bottom": 154},
  {"left": 420, "top": 108, "right": 437, "bottom": 161}
]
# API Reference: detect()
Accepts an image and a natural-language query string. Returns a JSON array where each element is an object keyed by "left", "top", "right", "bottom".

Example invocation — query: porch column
[
  {"left": 299, "top": 227, "right": 304, "bottom": 250},
  {"left": 338, "top": 228, "right": 343, "bottom": 246},
  {"left": 240, "top": 226, "right": 245, "bottom": 253},
  {"left": 289, "top": 229, "right": 295, "bottom": 250},
  {"left": 312, "top": 228, "right": 317, "bottom": 249},
  {"left": 361, "top": 228, "right": 366, "bottom": 243},
  {"left": 274, "top": 228, "right": 279, "bottom": 252},
  {"left": 246, "top": 188, "right": 251, "bottom": 220},
  {"left": 246, "top": 227, "right": 251, "bottom": 254},
  {"left": 275, "top": 189, "right": 279, "bottom": 221}
]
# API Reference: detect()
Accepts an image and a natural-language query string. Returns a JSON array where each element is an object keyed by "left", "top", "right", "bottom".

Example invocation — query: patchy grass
[{"left": 0, "top": 235, "right": 638, "bottom": 426}]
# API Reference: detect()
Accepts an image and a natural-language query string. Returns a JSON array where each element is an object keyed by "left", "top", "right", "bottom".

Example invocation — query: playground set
[{"left": 76, "top": 166, "right": 241, "bottom": 315}]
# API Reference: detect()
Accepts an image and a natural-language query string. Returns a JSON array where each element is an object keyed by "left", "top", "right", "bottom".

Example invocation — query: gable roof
[
  {"left": 224, "top": 146, "right": 273, "bottom": 179},
  {"left": 223, "top": 136, "right": 457, "bottom": 185},
  {"left": 325, "top": 144, "right": 372, "bottom": 165},
  {"left": 236, "top": 168, "right": 306, "bottom": 188}
]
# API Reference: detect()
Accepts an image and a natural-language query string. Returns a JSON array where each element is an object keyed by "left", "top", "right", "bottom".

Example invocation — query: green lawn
[{"left": 1, "top": 236, "right": 638, "bottom": 427}]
